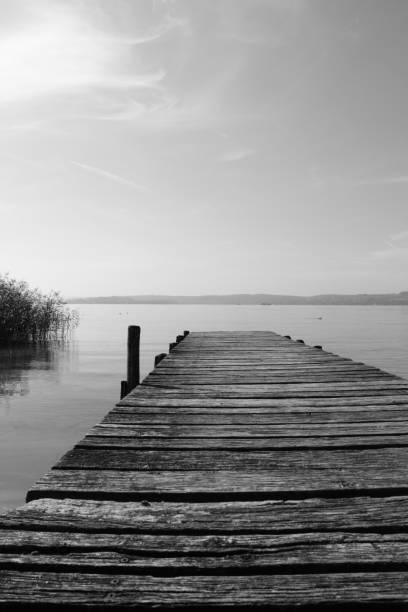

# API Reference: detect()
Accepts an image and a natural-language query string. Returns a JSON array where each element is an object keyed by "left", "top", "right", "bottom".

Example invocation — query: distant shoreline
[{"left": 66, "top": 291, "right": 408, "bottom": 306}]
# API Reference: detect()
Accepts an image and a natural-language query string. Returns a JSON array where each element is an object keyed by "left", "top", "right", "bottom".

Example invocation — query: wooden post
[
  {"left": 120, "top": 380, "right": 128, "bottom": 400},
  {"left": 154, "top": 353, "right": 167, "bottom": 367},
  {"left": 127, "top": 325, "right": 140, "bottom": 392}
]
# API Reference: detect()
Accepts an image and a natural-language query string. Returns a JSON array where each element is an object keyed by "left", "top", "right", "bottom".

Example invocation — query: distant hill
[{"left": 67, "top": 291, "right": 408, "bottom": 305}]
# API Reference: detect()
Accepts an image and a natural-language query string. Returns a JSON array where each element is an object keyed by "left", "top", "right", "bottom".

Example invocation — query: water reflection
[
  {"left": 0, "top": 342, "right": 67, "bottom": 399},
  {"left": 0, "top": 335, "right": 117, "bottom": 510}
]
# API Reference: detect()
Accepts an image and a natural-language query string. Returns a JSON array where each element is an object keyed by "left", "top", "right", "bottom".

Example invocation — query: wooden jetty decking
[{"left": 1, "top": 330, "right": 408, "bottom": 609}]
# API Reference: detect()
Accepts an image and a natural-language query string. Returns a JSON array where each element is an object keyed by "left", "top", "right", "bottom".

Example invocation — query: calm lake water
[{"left": 1, "top": 303, "right": 408, "bottom": 510}]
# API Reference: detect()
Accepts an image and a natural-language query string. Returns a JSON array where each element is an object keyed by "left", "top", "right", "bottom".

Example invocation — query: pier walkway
[{"left": 1, "top": 330, "right": 408, "bottom": 608}]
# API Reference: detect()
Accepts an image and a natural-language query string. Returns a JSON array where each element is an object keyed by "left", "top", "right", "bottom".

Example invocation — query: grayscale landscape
[{"left": 1, "top": 1, "right": 408, "bottom": 608}]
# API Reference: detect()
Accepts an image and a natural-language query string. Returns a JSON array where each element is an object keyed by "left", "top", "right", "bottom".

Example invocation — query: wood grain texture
[
  {"left": 145, "top": 373, "right": 396, "bottom": 384},
  {"left": 3, "top": 529, "right": 408, "bottom": 567},
  {"left": 135, "top": 382, "right": 408, "bottom": 399},
  {"left": 117, "top": 395, "right": 408, "bottom": 408},
  {"left": 1, "top": 571, "right": 408, "bottom": 607},
  {"left": 1, "top": 529, "right": 408, "bottom": 561},
  {"left": 2, "top": 532, "right": 408, "bottom": 571},
  {"left": 3, "top": 497, "right": 408, "bottom": 533},
  {"left": 54, "top": 447, "right": 408, "bottom": 471},
  {"left": 78, "top": 434, "right": 408, "bottom": 449},
  {"left": 143, "top": 381, "right": 408, "bottom": 391},
  {"left": 4, "top": 330, "right": 408, "bottom": 609},
  {"left": 101, "top": 412, "right": 408, "bottom": 425},
  {"left": 156, "top": 361, "right": 375, "bottom": 368},
  {"left": 26, "top": 466, "right": 408, "bottom": 502}
]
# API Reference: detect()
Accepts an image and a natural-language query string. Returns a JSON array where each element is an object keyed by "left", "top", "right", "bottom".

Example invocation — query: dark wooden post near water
[
  {"left": 127, "top": 325, "right": 140, "bottom": 390},
  {"left": 120, "top": 325, "right": 140, "bottom": 400},
  {"left": 154, "top": 353, "right": 167, "bottom": 367},
  {"left": 155, "top": 331, "right": 189, "bottom": 365}
]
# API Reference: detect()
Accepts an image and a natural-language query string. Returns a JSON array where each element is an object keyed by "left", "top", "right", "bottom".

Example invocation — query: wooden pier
[{"left": 1, "top": 330, "right": 408, "bottom": 609}]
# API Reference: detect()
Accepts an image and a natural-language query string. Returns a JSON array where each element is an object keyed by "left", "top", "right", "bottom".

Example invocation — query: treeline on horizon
[{"left": 68, "top": 291, "right": 408, "bottom": 306}]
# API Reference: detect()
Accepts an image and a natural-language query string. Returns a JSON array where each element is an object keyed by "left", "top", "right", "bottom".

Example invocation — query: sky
[{"left": 1, "top": 0, "right": 408, "bottom": 297}]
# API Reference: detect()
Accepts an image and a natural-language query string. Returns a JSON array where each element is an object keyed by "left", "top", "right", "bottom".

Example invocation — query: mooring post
[
  {"left": 120, "top": 380, "right": 128, "bottom": 400},
  {"left": 127, "top": 325, "right": 140, "bottom": 392},
  {"left": 154, "top": 353, "right": 167, "bottom": 367}
]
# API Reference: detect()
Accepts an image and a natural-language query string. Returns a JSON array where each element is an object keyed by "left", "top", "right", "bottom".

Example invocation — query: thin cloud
[
  {"left": 0, "top": 120, "right": 46, "bottom": 132},
  {"left": 0, "top": 4, "right": 170, "bottom": 105},
  {"left": 313, "top": 174, "right": 408, "bottom": 189},
  {"left": 72, "top": 88, "right": 179, "bottom": 124},
  {"left": 390, "top": 229, "right": 408, "bottom": 242},
  {"left": 369, "top": 245, "right": 408, "bottom": 262},
  {"left": 353, "top": 176, "right": 408, "bottom": 186},
  {"left": 72, "top": 162, "right": 150, "bottom": 193},
  {"left": 98, "top": 71, "right": 165, "bottom": 90},
  {"left": 369, "top": 229, "right": 408, "bottom": 262},
  {"left": 219, "top": 147, "right": 255, "bottom": 163},
  {"left": 105, "top": 15, "right": 187, "bottom": 46}
]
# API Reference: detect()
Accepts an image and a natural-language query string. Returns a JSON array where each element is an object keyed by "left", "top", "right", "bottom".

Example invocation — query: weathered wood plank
[
  {"left": 102, "top": 412, "right": 408, "bottom": 425},
  {"left": 173, "top": 347, "right": 324, "bottom": 352},
  {"left": 1, "top": 532, "right": 408, "bottom": 571},
  {"left": 169, "top": 353, "right": 337, "bottom": 357},
  {"left": 117, "top": 395, "right": 408, "bottom": 408},
  {"left": 138, "top": 385, "right": 408, "bottom": 398},
  {"left": 26, "top": 465, "right": 408, "bottom": 502},
  {"left": 129, "top": 382, "right": 408, "bottom": 397},
  {"left": 4, "top": 497, "right": 408, "bottom": 533},
  {"left": 145, "top": 374, "right": 396, "bottom": 385},
  {"left": 54, "top": 446, "right": 408, "bottom": 471},
  {"left": 79, "top": 434, "right": 408, "bottom": 449},
  {"left": 166, "top": 347, "right": 332, "bottom": 353},
  {"left": 3, "top": 529, "right": 406, "bottom": 553},
  {"left": 112, "top": 403, "right": 408, "bottom": 414},
  {"left": 144, "top": 380, "right": 408, "bottom": 390},
  {"left": 155, "top": 364, "right": 383, "bottom": 372},
  {"left": 2, "top": 571, "right": 408, "bottom": 607},
  {"left": 100, "top": 413, "right": 408, "bottom": 431},
  {"left": 169, "top": 340, "right": 319, "bottom": 346},
  {"left": 161, "top": 359, "right": 356, "bottom": 366},
  {"left": 149, "top": 368, "right": 395, "bottom": 377}
]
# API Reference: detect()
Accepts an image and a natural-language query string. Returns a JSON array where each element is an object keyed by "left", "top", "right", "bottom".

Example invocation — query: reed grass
[{"left": 0, "top": 274, "right": 79, "bottom": 342}]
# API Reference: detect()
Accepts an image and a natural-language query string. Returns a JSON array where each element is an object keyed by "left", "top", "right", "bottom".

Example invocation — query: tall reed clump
[{"left": 0, "top": 274, "right": 79, "bottom": 342}]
